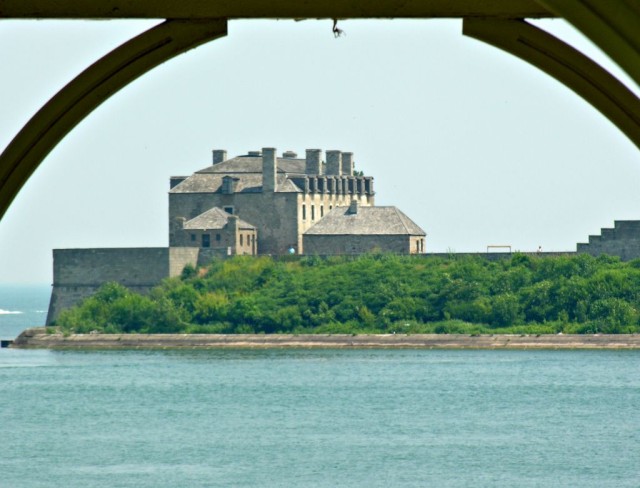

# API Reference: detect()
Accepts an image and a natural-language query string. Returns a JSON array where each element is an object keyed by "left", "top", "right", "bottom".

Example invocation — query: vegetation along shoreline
[{"left": 51, "top": 253, "right": 640, "bottom": 336}]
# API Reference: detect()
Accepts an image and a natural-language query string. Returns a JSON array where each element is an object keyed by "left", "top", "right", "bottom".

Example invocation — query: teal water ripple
[{"left": 1, "top": 349, "right": 639, "bottom": 487}]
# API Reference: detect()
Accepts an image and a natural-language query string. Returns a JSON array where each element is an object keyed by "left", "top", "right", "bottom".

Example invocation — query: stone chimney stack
[
  {"left": 262, "top": 147, "right": 277, "bottom": 193},
  {"left": 326, "top": 150, "right": 342, "bottom": 175},
  {"left": 342, "top": 152, "right": 354, "bottom": 176},
  {"left": 226, "top": 214, "right": 239, "bottom": 232},
  {"left": 348, "top": 199, "right": 359, "bottom": 214},
  {"left": 212, "top": 149, "right": 227, "bottom": 165},
  {"left": 305, "top": 149, "right": 322, "bottom": 175}
]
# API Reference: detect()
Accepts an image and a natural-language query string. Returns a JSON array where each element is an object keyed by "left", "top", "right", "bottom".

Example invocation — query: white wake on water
[{"left": 0, "top": 309, "right": 23, "bottom": 315}]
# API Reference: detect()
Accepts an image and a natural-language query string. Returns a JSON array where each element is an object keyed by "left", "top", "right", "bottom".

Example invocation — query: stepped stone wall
[{"left": 577, "top": 221, "right": 640, "bottom": 261}]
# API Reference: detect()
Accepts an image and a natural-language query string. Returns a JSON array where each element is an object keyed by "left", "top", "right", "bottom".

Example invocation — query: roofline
[{"left": 304, "top": 233, "right": 426, "bottom": 236}]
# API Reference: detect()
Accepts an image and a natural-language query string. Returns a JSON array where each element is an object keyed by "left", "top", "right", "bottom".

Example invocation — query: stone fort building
[
  {"left": 47, "top": 147, "right": 426, "bottom": 323},
  {"left": 169, "top": 147, "right": 425, "bottom": 256}
]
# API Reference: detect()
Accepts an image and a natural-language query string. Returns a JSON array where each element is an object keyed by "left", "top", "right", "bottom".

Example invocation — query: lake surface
[
  {"left": 1, "top": 286, "right": 639, "bottom": 487},
  {"left": 0, "top": 283, "right": 50, "bottom": 339},
  {"left": 1, "top": 347, "right": 639, "bottom": 487}
]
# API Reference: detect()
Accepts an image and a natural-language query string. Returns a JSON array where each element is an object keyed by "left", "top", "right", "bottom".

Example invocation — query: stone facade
[
  {"left": 169, "top": 148, "right": 375, "bottom": 254},
  {"left": 46, "top": 247, "right": 200, "bottom": 324},
  {"left": 179, "top": 207, "right": 257, "bottom": 255},
  {"left": 577, "top": 220, "right": 640, "bottom": 260},
  {"left": 303, "top": 201, "right": 426, "bottom": 254}
]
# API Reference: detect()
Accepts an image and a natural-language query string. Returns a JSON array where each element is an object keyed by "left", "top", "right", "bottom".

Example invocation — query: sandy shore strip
[{"left": 10, "top": 328, "right": 640, "bottom": 349}]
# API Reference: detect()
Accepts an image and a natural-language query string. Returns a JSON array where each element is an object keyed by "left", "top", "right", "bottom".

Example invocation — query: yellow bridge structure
[{"left": 1, "top": 0, "right": 639, "bottom": 221}]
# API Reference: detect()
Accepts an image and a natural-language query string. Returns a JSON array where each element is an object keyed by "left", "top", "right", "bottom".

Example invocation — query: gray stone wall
[
  {"left": 169, "top": 193, "right": 219, "bottom": 245},
  {"left": 47, "top": 247, "right": 199, "bottom": 324},
  {"left": 577, "top": 220, "right": 640, "bottom": 261},
  {"left": 52, "top": 248, "right": 171, "bottom": 286},
  {"left": 169, "top": 247, "right": 200, "bottom": 277},
  {"left": 303, "top": 235, "right": 413, "bottom": 255},
  {"left": 170, "top": 192, "right": 300, "bottom": 255}
]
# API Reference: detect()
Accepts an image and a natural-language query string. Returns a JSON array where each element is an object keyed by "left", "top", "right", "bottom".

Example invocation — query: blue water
[
  {"left": 1, "top": 288, "right": 640, "bottom": 487},
  {"left": 1, "top": 348, "right": 639, "bottom": 487},
  {"left": 0, "top": 283, "right": 50, "bottom": 339}
]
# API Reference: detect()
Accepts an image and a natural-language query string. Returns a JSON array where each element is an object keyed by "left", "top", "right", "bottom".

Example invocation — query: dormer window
[
  {"left": 222, "top": 176, "right": 238, "bottom": 194},
  {"left": 223, "top": 206, "right": 234, "bottom": 215}
]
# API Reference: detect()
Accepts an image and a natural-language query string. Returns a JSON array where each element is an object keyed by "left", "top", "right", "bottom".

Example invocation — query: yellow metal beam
[
  {"left": 463, "top": 18, "right": 640, "bottom": 150},
  {"left": 0, "top": 19, "right": 227, "bottom": 221},
  {"left": 2, "top": 1, "right": 640, "bottom": 224},
  {"left": 0, "top": 0, "right": 554, "bottom": 19},
  {"left": 536, "top": 0, "right": 640, "bottom": 87}
]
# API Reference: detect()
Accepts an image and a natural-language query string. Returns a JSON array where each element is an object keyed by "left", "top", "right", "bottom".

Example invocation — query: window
[
  {"left": 311, "top": 205, "right": 315, "bottom": 221},
  {"left": 302, "top": 204, "right": 306, "bottom": 220},
  {"left": 247, "top": 234, "right": 251, "bottom": 246},
  {"left": 202, "top": 234, "right": 210, "bottom": 248},
  {"left": 320, "top": 205, "right": 324, "bottom": 218},
  {"left": 416, "top": 240, "right": 420, "bottom": 253},
  {"left": 190, "top": 234, "right": 196, "bottom": 242},
  {"left": 223, "top": 206, "right": 234, "bottom": 214},
  {"left": 240, "top": 234, "right": 243, "bottom": 246},
  {"left": 216, "top": 233, "right": 221, "bottom": 241}
]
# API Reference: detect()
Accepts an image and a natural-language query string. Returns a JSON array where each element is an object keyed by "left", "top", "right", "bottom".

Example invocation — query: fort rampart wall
[
  {"left": 46, "top": 247, "right": 199, "bottom": 325},
  {"left": 577, "top": 221, "right": 640, "bottom": 261}
]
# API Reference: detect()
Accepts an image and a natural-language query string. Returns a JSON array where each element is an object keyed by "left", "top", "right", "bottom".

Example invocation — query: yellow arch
[
  {"left": 1, "top": 2, "right": 640, "bottom": 222},
  {"left": 0, "top": 19, "right": 227, "bottom": 221},
  {"left": 463, "top": 18, "right": 640, "bottom": 149},
  {"left": 537, "top": 0, "right": 640, "bottom": 87}
]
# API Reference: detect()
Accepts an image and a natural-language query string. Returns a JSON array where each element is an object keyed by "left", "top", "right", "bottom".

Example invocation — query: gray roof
[
  {"left": 304, "top": 206, "right": 426, "bottom": 236},
  {"left": 170, "top": 173, "right": 301, "bottom": 194},
  {"left": 170, "top": 155, "right": 306, "bottom": 194},
  {"left": 183, "top": 207, "right": 256, "bottom": 230},
  {"left": 196, "top": 156, "right": 308, "bottom": 175}
]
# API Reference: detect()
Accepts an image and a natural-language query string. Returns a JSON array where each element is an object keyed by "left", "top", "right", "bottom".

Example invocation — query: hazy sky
[{"left": 1, "top": 18, "right": 639, "bottom": 284}]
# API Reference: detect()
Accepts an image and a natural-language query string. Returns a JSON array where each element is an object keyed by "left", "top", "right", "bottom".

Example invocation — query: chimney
[
  {"left": 282, "top": 150, "right": 297, "bottom": 158},
  {"left": 342, "top": 152, "right": 354, "bottom": 176},
  {"left": 262, "top": 147, "right": 277, "bottom": 193},
  {"left": 227, "top": 214, "right": 239, "bottom": 232},
  {"left": 326, "top": 150, "right": 342, "bottom": 175},
  {"left": 212, "top": 149, "right": 227, "bottom": 164},
  {"left": 227, "top": 215, "right": 239, "bottom": 251},
  {"left": 305, "top": 149, "right": 322, "bottom": 175},
  {"left": 348, "top": 200, "right": 358, "bottom": 214}
]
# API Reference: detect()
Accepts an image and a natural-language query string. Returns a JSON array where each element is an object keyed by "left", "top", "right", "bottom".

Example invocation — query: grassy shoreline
[{"left": 12, "top": 328, "right": 640, "bottom": 350}]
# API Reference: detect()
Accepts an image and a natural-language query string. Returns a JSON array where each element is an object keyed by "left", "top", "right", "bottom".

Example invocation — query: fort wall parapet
[
  {"left": 576, "top": 220, "right": 640, "bottom": 261},
  {"left": 46, "top": 247, "right": 199, "bottom": 325}
]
